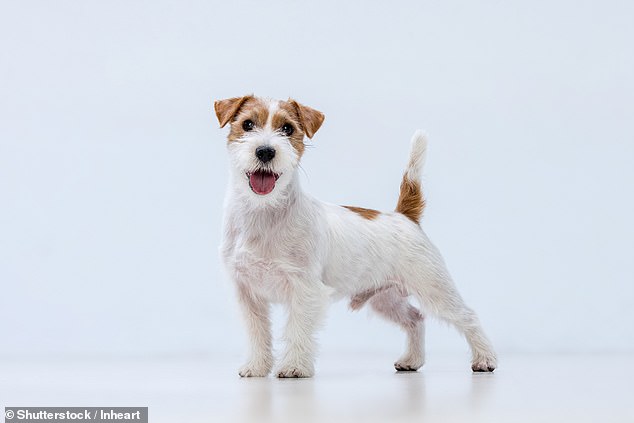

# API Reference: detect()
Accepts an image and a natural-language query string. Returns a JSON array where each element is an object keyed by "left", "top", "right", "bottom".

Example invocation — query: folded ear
[
  {"left": 290, "top": 99, "right": 325, "bottom": 139},
  {"left": 214, "top": 95, "right": 252, "bottom": 127}
]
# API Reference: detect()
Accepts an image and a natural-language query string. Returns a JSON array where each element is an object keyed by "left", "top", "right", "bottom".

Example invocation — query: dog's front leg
[
  {"left": 277, "top": 280, "right": 329, "bottom": 378},
  {"left": 236, "top": 284, "right": 273, "bottom": 377}
]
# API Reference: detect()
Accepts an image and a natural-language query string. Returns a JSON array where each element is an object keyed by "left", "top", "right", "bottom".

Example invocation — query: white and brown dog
[{"left": 215, "top": 95, "right": 497, "bottom": 378}]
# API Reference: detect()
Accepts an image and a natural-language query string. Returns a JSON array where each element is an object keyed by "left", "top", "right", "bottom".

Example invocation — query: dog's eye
[
  {"left": 242, "top": 120, "right": 255, "bottom": 131},
  {"left": 281, "top": 123, "right": 294, "bottom": 136}
]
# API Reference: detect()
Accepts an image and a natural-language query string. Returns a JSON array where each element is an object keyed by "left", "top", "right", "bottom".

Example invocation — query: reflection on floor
[{"left": 1, "top": 352, "right": 633, "bottom": 422}]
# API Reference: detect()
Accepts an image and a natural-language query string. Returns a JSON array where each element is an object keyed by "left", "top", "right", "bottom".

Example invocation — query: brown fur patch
[
  {"left": 215, "top": 96, "right": 324, "bottom": 151},
  {"left": 226, "top": 97, "right": 270, "bottom": 143},
  {"left": 342, "top": 205, "right": 381, "bottom": 220},
  {"left": 395, "top": 178, "right": 424, "bottom": 224},
  {"left": 274, "top": 101, "right": 306, "bottom": 157}
]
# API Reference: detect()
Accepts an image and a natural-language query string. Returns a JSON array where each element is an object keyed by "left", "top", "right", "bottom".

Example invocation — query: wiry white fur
[
  {"left": 405, "top": 130, "right": 427, "bottom": 182},
  {"left": 220, "top": 110, "right": 497, "bottom": 377}
]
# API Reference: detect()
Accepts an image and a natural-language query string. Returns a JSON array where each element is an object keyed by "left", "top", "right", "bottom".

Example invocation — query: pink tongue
[{"left": 249, "top": 171, "right": 276, "bottom": 195}]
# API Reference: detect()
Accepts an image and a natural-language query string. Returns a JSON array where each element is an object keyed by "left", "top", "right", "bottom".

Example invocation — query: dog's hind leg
[
  {"left": 411, "top": 276, "right": 497, "bottom": 372},
  {"left": 368, "top": 287, "right": 426, "bottom": 371}
]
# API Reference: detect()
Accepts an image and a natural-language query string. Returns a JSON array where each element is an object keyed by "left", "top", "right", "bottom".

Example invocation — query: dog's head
[{"left": 214, "top": 95, "right": 324, "bottom": 200}]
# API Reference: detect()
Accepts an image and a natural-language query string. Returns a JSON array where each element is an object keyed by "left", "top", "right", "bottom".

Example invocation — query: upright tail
[{"left": 395, "top": 130, "right": 428, "bottom": 224}]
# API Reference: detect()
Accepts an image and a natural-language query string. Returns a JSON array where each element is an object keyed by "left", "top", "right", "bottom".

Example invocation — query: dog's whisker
[{"left": 298, "top": 163, "right": 309, "bottom": 180}]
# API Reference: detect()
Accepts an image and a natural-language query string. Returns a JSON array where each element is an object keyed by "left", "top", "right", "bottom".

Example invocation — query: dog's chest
[{"left": 223, "top": 224, "right": 313, "bottom": 302}]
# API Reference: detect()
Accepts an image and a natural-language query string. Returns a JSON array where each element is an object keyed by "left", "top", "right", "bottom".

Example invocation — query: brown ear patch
[
  {"left": 289, "top": 99, "right": 325, "bottom": 138},
  {"left": 395, "top": 179, "right": 424, "bottom": 224},
  {"left": 342, "top": 205, "right": 380, "bottom": 220},
  {"left": 214, "top": 95, "right": 253, "bottom": 127}
]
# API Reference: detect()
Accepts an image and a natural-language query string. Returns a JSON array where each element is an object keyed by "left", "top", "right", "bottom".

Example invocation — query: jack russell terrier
[{"left": 215, "top": 95, "right": 497, "bottom": 378}]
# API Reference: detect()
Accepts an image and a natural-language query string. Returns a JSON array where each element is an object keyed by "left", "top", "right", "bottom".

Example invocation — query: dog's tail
[{"left": 395, "top": 130, "right": 428, "bottom": 224}]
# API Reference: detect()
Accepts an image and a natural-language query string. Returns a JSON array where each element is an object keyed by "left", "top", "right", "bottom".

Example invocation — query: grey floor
[{"left": 1, "top": 352, "right": 633, "bottom": 422}]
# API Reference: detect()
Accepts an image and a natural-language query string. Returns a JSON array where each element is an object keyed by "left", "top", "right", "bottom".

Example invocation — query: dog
[{"left": 215, "top": 95, "right": 497, "bottom": 378}]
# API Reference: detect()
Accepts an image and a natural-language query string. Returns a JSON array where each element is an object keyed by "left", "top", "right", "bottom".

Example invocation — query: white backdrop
[{"left": 1, "top": 0, "right": 633, "bottom": 360}]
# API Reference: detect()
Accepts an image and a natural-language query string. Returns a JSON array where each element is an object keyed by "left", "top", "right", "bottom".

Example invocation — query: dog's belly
[{"left": 322, "top": 259, "right": 396, "bottom": 296}]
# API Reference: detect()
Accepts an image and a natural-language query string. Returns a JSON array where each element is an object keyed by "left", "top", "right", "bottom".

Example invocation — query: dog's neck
[{"left": 227, "top": 170, "right": 307, "bottom": 229}]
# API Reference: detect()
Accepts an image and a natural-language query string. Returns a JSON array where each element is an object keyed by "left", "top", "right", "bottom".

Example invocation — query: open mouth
[{"left": 247, "top": 170, "right": 280, "bottom": 195}]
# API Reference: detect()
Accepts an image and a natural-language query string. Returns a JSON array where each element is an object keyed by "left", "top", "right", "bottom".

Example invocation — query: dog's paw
[
  {"left": 394, "top": 355, "right": 425, "bottom": 372},
  {"left": 238, "top": 362, "right": 272, "bottom": 378},
  {"left": 276, "top": 364, "right": 314, "bottom": 378},
  {"left": 471, "top": 354, "right": 497, "bottom": 373}
]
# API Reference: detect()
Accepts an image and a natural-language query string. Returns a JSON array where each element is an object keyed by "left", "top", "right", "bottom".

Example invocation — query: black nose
[{"left": 255, "top": 146, "right": 276, "bottom": 163}]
